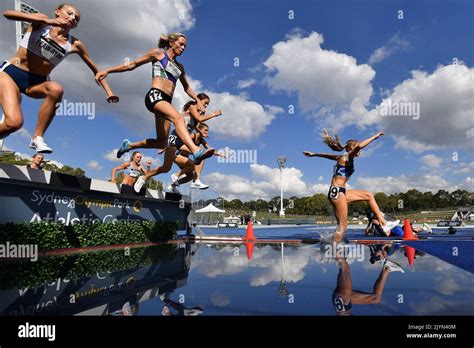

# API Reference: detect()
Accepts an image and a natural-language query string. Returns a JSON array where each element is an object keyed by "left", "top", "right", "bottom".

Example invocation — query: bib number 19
[{"left": 329, "top": 187, "right": 339, "bottom": 199}]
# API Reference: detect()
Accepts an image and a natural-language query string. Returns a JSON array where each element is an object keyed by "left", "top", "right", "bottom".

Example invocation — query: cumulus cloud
[
  {"left": 104, "top": 149, "right": 121, "bottom": 162},
  {"left": 354, "top": 174, "right": 468, "bottom": 194},
  {"left": 368, "top": 33, "right": 409, "bottom": 65},
  {"left": 264, "top": 31, "right": 375, "bottom": 128},
  {"left": 364, "top": 64, "right": 474, "bottom": 151},
  {"left": 420, "top": 154, "right": 442, "bottom": 169},
  {"left": 204, "top": 163, "right": 328, "bottom": 200},
  {"left": 452, "top": 162, "right": 474, "bottom": 175},
  {"left": 237, "top": 78, "right": 256, "bottom": 89},
  {"left": 193, "top": 244, "right": 317, "bottom": 287},
  {"left": 171, "top": 78, "right": 282, "bottom": 141},
  {"left": 87, "top": 160, "right": 103, "bottom": 171}
]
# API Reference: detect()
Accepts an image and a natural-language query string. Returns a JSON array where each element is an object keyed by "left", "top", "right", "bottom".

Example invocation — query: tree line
[{"left": 201, "top": 189, "right": 473, "bottom": 216}]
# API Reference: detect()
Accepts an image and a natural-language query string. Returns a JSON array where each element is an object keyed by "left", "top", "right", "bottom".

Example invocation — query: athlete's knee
[
  {"left": 161, "top": 162, "right": 173, "bottom": 172},
  {"left": 46, "top": 82, "right": 64, "bottom": 100},
  {"left": 364, "top": 191, "right": 375, "bottom": 201},
  {"left": 3, "top": 117, "right": 23, "bottom": 132}
]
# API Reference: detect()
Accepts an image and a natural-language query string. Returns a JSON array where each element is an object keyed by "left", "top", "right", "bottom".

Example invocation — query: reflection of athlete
[
  {"left": 160, "top": 292, "right": 203, "bottom": 316},
  {"left": 332, "top": 256, "right": 403, "bottom": 316}
]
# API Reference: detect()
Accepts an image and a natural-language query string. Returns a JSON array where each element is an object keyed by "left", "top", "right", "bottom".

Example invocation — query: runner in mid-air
[
  {"left": 304, "top": 130, "right": 399, "bottom": 242},
  {"left": 96, "top": 32, "right": 214, "bottom": 165},
  {"left": 1, "top": 3, "right": 118, "bottom": 153}
]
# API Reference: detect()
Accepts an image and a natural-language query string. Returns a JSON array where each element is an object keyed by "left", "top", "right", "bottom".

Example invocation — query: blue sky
[{"left": 1, "top": 0, "right": 473, "bottom": 201}]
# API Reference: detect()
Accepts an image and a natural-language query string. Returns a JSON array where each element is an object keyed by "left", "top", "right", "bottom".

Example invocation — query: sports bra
[
  {"left": 152, "top": 50, "right": 182, "bottom": 83},
  {"left": 333, "top": 156, "right": 355, "bottom": 179},
  {"left": 124, "top": 162, "right": 144, "bottom": 178},
  {"left": 20, "top": 26, "right": 73, "bottom": 66}
]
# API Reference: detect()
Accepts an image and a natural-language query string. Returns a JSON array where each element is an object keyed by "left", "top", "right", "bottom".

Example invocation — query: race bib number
[
  {"left": 149, "top": 90, "right": 163, "bottom": 103},
  {"left": 168, "top": 134, "right": 177, "bottom": 146},
  {"left": 329, "top": 186, "right": 339, "bottom": 199},
  {"left": 333, "top": 297, "right": 345, "bottom": 312}
]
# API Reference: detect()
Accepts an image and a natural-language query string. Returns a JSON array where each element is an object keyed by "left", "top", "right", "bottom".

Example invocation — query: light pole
[
  {"left": 277, "top": 243, "right": 289, "bottom": 297},
  {"left": 277, "top": 156, "right": 287, "bottom": 217}
]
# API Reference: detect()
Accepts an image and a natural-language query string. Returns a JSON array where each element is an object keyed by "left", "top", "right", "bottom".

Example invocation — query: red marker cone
[
  {"left": 404, "top": 245, "right": 416, "bottom": 266},
  {"left": 244, "top": 221, "right": 255, "bottom": 241},
  {"left": 244, "top": 241, "right": 254, "bottom": 260},
  {"left": 403, "top": 219, "right": 418, "bottom": 240}
]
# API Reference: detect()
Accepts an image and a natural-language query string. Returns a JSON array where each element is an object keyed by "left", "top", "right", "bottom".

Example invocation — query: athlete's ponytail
[
  {"left": 322, "top": 129, "right": 357, "bottom": 152},
  {"left": 158, "top": 32, "right": 186, "bottom": 48}
]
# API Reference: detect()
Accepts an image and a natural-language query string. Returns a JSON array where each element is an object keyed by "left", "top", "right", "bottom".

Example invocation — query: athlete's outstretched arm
[
  {"left": 3, "top": 10, "right": 72, "bottom": 29},
  {"left": 303, "top": 151, "right": 340, "bottom": 161},
  {"left": 179, "top": 67, "right": 204, "bottom": 113},
  {"left": 75, "top": 40, "right": 119, "bottom": 103},
  {"left": 111, "top": 163, "right": 129, "bottom": 183},
  {"left": 350, "top": 131, "right": 384, "bottom": 155},
  {"left": 188, "top": 105, "right": 222, "bottom": 123},
  {"left": 95, "top": 48, "right": 160, "bottom": 83}
]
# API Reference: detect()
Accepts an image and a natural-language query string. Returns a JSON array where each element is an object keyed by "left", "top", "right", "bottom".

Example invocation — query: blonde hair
[
  {"left": 322, "top": 129, "right": 357, "bottom": 152},
  {"left": 158, "top": 33, "right": 186, "bottom": 48}
]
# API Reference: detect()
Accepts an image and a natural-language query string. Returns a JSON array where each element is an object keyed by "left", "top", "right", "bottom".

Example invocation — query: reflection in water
[
  {"left": 332, "top": 255, "right": 404, "bottom": 316},
  {"left": 0, "top": 238, "right": 473, "bottom": 316},
  {"left": 0, "top": 243, "right": 198, "bottom": 316}
]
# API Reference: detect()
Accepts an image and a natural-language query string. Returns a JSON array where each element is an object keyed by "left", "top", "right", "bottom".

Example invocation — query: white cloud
[
  {"left": 364, "top": 64, "right": 474, "bottom": 151},
  {"left": 174, "top": 80, "right": 283, "bottom": 140},
  {"left": 193, "top": 245, "right": 316, "bottom": 287},
  {"left": 204, "top": 163, "right": 328, "bottom": 201},
  {"left": 264, "top": 31, "right": 375, "bottom": 128},
  {"left": 420, "top": 154, "right": 442, "bottom": 169},
  {"left": 210, "top": 292, "right": 231, "bottom": 307},
  {"left": 237, "top": 78, "right": 257, "bottom": 89},
  {"left": 393, "top": 136, "right": 440, "bottom": 154},
  {"left": 104, "top": 150, "right": 121, "bottom": 162},
  {"left": 368, "top": 33, "right": 409, "bottom": 65},
  {"left": 87, "top": 160, "right": 103, "bottom": 171},
  {"left": 354, "top": 174, "right": 470, "bottom": 194},
  {"left": 452, "top": 162, "right": 474, "bottom": 175}
]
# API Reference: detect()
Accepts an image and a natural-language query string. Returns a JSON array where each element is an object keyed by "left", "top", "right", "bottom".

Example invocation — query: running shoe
[
  {"left": 191, "top": 179, "right": 209, "bottom": 190},
  {"left": 183, "top": 307, "right": 204, "bottom": 316},
  {"left": 382, "top": 219, "right": 400, "bottom": 233},
  {"left": 29, "top": 136, "right": 53, "bottom": 153},
  {"left": 134, "top": 176, "right": 146, "bottom": 193},
  {"left": 168, "top": 184, "right": 180, "bottom": 194},
  {"left": 117, "top": 139, "right": 131, "bottom": 158},
  {"left": 384, "top": 259, "right": 405, "bottom": 273},
  {"left": 171, "top": 173, "right": 187, "bottom": 185},
  {"left": 192, "top": 148, "right": 215, "bottom": 165}
]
